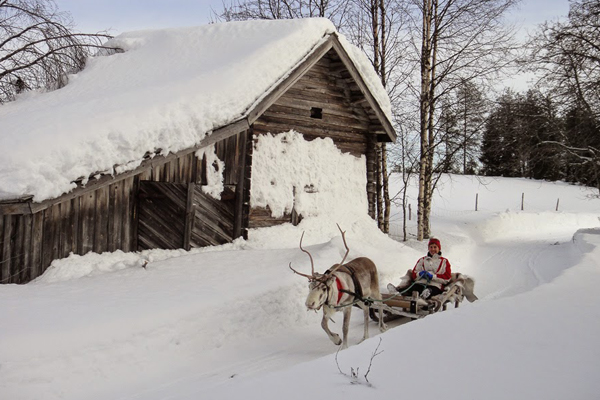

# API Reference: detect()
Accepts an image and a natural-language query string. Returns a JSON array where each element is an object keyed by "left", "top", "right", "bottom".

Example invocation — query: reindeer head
[
  {"left": 289, "top": 225, "right": 350, "bottom": 310},
  {"left": 305, "top": 273, "right": 335, "bottom": 310}
]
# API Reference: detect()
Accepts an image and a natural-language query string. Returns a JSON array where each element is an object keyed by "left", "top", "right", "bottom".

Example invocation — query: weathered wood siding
[
  {"left": 250, "top": 50, "right": 378, "bottom": 229},
  {"left": 253, "top": 52, "right": 372, "bottom": 157},
  {"left": 190, "top": 186, "right": 235, "bottom": 247},
  {"left": 248, "top": 207, "right": 293, "bottom": 229},
  {"left": 137, "top": 181, "right": 236, "bottom": 250},
  {"left": 137, "top": 181, "right": 188, "bottom": 250},
  {"left": 0, "top": 131, "right": 249, "bottom": 284},
  {"left": 0, "top": 179, "right": 138, "bottom": 284}
]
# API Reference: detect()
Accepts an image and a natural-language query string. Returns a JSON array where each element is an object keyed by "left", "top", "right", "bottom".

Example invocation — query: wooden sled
[{"left": 369, "top": 271, "right": 478, "bottom": 323}]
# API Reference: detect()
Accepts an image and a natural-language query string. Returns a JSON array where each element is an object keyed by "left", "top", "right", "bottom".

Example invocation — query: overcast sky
[{"left": 56, "top": 0, "right": 570, "bottom": 36}]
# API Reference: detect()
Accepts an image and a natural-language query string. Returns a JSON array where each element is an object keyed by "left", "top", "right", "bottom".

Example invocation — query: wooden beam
[
  {"left": 233, "top": 130, "right": 248, "bottom": 239},
  {"left": 183, "top": 183, "right": 195, "bottom": 251},
  {"left": 1, "top": 216, "right": 12, "bottom": 283},
  {"left": 0, "top": 202, "right": 32, "bottom": 216},
  {"left": 199, "top": 119, "right": 250, "bottom": 149}
]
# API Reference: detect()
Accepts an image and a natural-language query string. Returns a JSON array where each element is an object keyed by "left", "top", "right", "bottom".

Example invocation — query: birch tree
[
  {"left": 344, "top": 0, "right": 412, "bottom": 233},
  {"left": 412, "top": 0, "right": 519, "bottom": 240}
]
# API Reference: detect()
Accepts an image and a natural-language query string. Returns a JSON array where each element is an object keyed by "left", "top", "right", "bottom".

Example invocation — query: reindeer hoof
[
  {"left": 380, "top": 323, "right": 388, "bottom": 332},
  {"left": 331, "top": 334, "right": 342, "bottom": 345}
]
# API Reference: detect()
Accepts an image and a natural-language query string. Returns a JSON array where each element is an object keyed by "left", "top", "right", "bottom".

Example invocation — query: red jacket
[{"left": 411, "top": 253, "right": 452, "bottom": 289}]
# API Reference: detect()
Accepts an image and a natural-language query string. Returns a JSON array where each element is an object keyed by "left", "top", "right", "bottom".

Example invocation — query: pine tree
[{"left": 481, "top": 90, "right": 563, "bottom": 180}]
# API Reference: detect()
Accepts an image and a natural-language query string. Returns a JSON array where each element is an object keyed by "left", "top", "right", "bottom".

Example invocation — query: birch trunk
[{"left": 417, "top": 0, "right": 433, "bottom": 241}]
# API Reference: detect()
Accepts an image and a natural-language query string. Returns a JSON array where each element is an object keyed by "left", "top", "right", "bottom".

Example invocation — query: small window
[{"left": 310, "top": 107, "right": 323, "bottom": 119}]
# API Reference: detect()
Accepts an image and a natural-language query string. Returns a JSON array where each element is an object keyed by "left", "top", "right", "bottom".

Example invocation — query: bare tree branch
[{"left": 0, "top": 0, "right": 121, "bottom": 103}]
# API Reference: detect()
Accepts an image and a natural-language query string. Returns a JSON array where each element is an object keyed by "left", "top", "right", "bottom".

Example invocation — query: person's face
[{"left": 428, "top": 243, "right": 440, "bottom": 254}]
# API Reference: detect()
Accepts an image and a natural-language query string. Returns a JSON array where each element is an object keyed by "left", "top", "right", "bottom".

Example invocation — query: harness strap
[
  {"left": 343, "top": 264, "right": 364, "bottom": 299},
  {"left": 335, "top": 276, "right": 344, "bottom": 304},
  {"left": 325, "top": 265, "right": 370, "bottom": 308}
]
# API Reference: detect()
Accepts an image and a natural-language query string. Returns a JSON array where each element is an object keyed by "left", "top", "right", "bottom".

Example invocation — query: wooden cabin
[{"left": 0, "top": 21, "right": 395, "bottom": 284}]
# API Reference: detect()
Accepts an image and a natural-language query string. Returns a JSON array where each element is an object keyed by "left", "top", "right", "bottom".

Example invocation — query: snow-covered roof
[{"left": 0, "top": 18, "right": 393, "bottom": 203}]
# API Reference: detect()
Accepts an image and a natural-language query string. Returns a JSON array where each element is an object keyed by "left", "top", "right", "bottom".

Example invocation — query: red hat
[{"left": 428, "top": 238, "right": 441, "bottom": 249}]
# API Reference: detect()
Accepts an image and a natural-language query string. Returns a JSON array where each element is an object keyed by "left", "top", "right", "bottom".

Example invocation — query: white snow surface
[
  {"left": 195, "top": 144, "right": 224, "bottom": 200},
  {"left": 0, "top": 18, "right": 391, "bottom": 202},
  {"left": 250, "top": 130, "right": 368, "bottom": 218},
  {"left": 1, "top": 174, "right": 600, "bottom": 400}
]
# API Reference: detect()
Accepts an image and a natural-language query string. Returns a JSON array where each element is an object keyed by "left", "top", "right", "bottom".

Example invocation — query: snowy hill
[{"left": 1, "top": 174, "right": 599, "bottom": 400}]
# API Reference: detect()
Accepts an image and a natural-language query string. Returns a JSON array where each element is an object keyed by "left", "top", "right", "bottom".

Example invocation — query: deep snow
[{"left": 1, "top": 174, "right": 599, "bottom": 400}]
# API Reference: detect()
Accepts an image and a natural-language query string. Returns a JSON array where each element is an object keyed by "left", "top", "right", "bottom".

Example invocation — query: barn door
[
  {"left": 190, "top": 185, "right": 235, "bottom": 247},
  {"left": 137, "top": 181, "right": 188, "bottom": 250},
  {"left": 137, "top": 181, "right": 235, "bottom": 251}
]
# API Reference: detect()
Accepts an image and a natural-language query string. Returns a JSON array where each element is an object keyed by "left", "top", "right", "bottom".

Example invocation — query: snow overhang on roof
[{"left": 0, "top": 18, "right": 394, "bottom": 204}]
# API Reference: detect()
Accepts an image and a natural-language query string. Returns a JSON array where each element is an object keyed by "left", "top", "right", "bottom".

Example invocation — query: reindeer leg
[
  {"left": 341, "top": 306, "right": 351, "bottom": 349},
  {"left": 322, "top": 307, "right": 342, "bottom": 346},
  {"left": 378, "top": 304, "right": 388, "bottom": 332},
  {"left": 361, "top": 304, "right": 370, "bottom": 342}
]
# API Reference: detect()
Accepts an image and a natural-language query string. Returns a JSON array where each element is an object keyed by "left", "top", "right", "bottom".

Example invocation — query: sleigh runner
[{"left": 369, "top": 270, "right": 478, "bottom": 323}]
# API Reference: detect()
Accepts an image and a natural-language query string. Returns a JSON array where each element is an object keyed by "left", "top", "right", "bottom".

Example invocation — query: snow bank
[
  {"left": 573, "top": 227, "right": 600, "bottom": 254},
  {"left": 474, "top": 211, "right": 600, "bottom": 242}
]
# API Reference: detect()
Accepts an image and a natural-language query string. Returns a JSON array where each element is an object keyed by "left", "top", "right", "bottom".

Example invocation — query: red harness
[{"left": 335, "top": 276, "right": 344, "bottom": 304}]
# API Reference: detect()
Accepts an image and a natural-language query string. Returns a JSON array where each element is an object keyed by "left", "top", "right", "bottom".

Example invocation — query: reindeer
[{"left": 290, "top": 225, "right": 386, "bottom": 349}]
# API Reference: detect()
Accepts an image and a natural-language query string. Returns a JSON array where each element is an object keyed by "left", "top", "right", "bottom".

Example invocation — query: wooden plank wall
[
  {"left": 190, "top": 186, "right": 235, "bottom": 247},
  {"left": 248, "top": 207, "right": 293, "bottom": 229},
  {"left": 0, "top": 176, "right": 139, "bottom": 284},
  {"left": 137, "top": 181, "right": 188, "bottom": 250},
  {"left": 253, "top": 53, "right": 371, "bottom": 157},
  {"left": 0, "top": 131, "right": 249, "bottom": 284}
]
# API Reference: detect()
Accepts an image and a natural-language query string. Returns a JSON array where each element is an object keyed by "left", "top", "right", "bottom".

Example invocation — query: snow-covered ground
[{"left": 1, "top": 174, "right": 599, "bottom": 400}]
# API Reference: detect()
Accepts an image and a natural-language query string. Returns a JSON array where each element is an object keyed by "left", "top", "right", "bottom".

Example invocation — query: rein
[{"left": 331, "top": 280, "right": 430, "bottom": 310}]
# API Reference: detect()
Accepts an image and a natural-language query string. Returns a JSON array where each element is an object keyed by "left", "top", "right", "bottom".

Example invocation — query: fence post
[
  {"left": 521, "top": 193, "right": 524, "bottom": 211},
  {"left": 475, "top": 193, "right": 479, "bottom": 211}
]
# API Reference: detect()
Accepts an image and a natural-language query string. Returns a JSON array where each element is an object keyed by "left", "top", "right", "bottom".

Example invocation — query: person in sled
[{"left": 388, "top": 238, "right": 452, "bottom": 299}]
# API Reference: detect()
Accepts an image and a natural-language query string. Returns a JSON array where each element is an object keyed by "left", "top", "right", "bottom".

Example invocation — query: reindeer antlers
[
  {"left": 289, "top": 231, "right": 316, "bottom": 280},
  {"left": 289, "top": 225, "right": 351, "bottom": 278},
  {"left": 336, "top": 223, "right": 350, "bottom": 266},
  {"left": 328, "top": 224, "right": 350, "bottom": 274}
]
